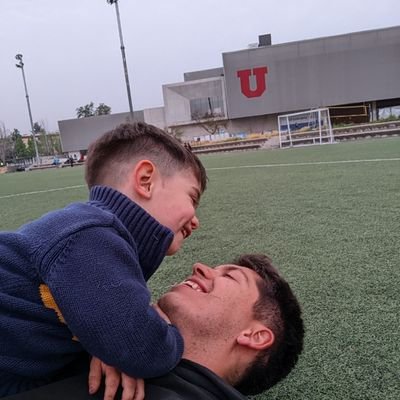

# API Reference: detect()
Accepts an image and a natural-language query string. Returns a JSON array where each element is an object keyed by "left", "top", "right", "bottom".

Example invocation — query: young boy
[{"left": 0, "top": 122, "right": 207, "bottom": 396}]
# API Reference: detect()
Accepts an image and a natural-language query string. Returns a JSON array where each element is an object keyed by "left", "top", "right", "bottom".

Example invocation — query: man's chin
[{"left": 157, "top": 294, "right": 181, "bottom": 326}]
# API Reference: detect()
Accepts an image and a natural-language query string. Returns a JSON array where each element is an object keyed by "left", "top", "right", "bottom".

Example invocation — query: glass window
[
  {"left": 190, "top": 97, "right": 223, "bottom": 120},
  {"left": 378, "top": 106, "right": 400, "bottom": 119}
]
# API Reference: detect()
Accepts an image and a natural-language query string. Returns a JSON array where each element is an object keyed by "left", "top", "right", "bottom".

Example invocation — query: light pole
[
  {"left": 15, "top": 54, "right": 40, "bottom": 165},
  {"left": 107, "top": 0, "right": 134, "bottom": 119}
]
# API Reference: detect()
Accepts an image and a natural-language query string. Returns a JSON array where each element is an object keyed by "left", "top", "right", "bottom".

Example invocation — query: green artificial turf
[{"left": 0, "top": 137, "right": 399, "bottom": 399}]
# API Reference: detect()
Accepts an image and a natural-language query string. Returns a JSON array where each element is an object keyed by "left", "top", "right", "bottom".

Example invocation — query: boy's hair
[
  {"left": 233, "top": 254, "right": 304, "bottom": 395},
  {"left": 85, "top": 122, "right": 207, "bottom": 193}
]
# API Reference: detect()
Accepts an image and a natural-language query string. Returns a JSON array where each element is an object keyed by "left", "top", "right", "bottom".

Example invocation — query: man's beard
[{"left": 157, "top": 295, "right": 236, "bottom": 341}]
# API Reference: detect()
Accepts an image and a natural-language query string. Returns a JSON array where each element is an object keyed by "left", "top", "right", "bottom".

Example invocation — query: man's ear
[
  {"left": 132, "top": 160, "right": 157, "bottom": 199},
  {"left": 236, "top": 324, "right": 275, "bottom": 351}
]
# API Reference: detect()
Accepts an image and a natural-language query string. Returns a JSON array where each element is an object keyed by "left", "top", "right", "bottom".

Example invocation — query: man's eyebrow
[{"left": 224, "top": 266, "right": 249, "bottom": 285}]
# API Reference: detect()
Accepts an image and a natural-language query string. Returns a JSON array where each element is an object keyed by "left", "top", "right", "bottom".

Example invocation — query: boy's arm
[
  {"left": 152, "top": 303, "right": 171, "bottom": 324},
  {"left": 38, "top": 226, "right": 184, "bottom": 378}
]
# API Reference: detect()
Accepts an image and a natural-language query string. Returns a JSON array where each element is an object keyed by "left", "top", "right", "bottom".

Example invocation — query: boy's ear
[
  {"left": 236, "top": 323, "right": 275, "bottom": 351},
  {"left": 132, "top": 160, "right": 157, "bottom": 199}
]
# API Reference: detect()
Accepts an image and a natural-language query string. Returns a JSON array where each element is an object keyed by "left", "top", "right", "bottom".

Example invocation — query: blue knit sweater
[{"left": 0, "top": 186, "right": 184, "bottom": 394}]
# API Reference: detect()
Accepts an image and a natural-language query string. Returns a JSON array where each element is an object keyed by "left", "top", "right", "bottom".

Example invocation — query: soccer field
[{"left": 1, "top": 138, "right": 399, "bottom": 399}]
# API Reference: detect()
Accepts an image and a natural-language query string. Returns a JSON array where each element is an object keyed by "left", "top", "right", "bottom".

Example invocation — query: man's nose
[{"left": 192, "top": 262, "right": 214, "bottom": 279}]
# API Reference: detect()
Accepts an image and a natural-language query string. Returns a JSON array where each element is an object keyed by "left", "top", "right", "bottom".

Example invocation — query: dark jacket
[
  {"left": 4, "top": 360, "right": 247, "bottom": 400},
  {"left": 145, "top": 359, "right": 246, "bottom": 399}
]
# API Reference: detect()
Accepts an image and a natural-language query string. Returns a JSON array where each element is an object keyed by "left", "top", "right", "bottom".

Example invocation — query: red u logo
[{"left": 237, "top": 67, "right": 268, "bottom": 98}]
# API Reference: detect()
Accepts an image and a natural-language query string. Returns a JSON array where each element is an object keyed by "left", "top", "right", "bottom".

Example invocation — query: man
[{"left": 5, "top": 254, "right": 304, "bottom": 399}]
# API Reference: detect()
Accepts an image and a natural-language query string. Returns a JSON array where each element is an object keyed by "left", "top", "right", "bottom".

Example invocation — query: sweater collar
[{"left": 88, "top": 185, "right": 173, "bottom": 279}]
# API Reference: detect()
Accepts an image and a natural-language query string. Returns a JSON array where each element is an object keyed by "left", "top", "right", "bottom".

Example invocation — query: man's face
[
  {"left": 149, "top": 170, "right": 201, "bottom": 255},
  {"left": 158, "top": 262, "right": 262, "bottom": 340}
]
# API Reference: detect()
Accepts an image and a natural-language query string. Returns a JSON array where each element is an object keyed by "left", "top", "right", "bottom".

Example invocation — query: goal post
[{"left": 278, "top": 108, "right": 334, "bottom": 148}]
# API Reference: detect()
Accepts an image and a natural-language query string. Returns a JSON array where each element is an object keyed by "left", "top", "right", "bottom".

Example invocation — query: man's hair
[
  {"left": 233, "top": 254, "right": 304, "bottom": 395},
  {"left": 85, "top": 122, "right": 207, "bottom": 193}
]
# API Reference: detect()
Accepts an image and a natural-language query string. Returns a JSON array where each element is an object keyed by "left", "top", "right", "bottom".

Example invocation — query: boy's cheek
[
  {"left": 166, "top": 245, "right": 178, "bottom": 256},
  {"left": 166, "top": 235, "right": 183, "bottom": 256}
]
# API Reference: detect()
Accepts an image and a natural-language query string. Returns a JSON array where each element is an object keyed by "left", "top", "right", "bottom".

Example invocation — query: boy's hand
[
  {"left": 152, "top": 303, "right": 171, "bottom": 324},
  {"left": 88, "top": 356, "right": 144, "bottom": 400}
]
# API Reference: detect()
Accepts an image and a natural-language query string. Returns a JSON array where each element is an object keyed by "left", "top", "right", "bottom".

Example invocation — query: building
[{"left": 59, "top": 25, "right": 400, "bottom": 152}]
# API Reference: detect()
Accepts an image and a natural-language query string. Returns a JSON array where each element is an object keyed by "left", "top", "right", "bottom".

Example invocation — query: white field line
[
  {"left": 207, "top": 157, "right": 400, "bottom": 171},
  {"left": 0, "top": 185, "right": 85, "bottom": 200},
  {"left": 1, "top": 157, "right": 399, "bottom": 199}
]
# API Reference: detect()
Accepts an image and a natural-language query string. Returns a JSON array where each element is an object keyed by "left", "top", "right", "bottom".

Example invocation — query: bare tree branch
[
  {"left": 0, "top": 122, "right": 9, "bottom": 163},
  {"left": 191, "top": 111, "right": 227, "bottom": 135}
]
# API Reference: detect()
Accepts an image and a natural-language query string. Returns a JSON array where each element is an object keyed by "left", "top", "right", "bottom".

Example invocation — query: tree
[
  {"left": 76, "top": 102, "right": 112, "bottom": 118},
  {"left": 0, "top": 122, "right": 12, "bottom": 164},
  {"left": 48, "top": 132, "right": 62, "bottom": 155},
  {"left": 76, "top": 102, "right": 95, "bottom": 118},
  {"left": 96, "top": 103, "right": 112, "bottom": 116},
  {"left": 168, "top": 126, "right": 184, "bottom": 139},
  {"left": 26, "top": 137, "right": 36, "bottom": 158},
  {"left": 33, "top": 122, "right": 51, "bottom": 156},
  {"left": 33, "top": 122, "right": 42, "bottom": 135},
  {"left": 192, "top": 111, "right": 227, "bottom": 135},
  {"left": 11, "top": 129, "right": 28, "bottom": 159}
]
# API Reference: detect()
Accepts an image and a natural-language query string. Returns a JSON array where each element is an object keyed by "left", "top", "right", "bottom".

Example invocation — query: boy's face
[{"left": 150, "top": 170, "right": 201, "bottom": 255}]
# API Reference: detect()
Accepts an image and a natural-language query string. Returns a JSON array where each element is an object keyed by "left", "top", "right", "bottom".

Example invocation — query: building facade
[{"left": 59, "top": 25, "right": 400, "bottom": 152}]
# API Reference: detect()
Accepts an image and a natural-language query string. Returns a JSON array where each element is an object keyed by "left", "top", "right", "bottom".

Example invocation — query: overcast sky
[{"left": 1, "top": 0, "right": 399, "bottom": 133}]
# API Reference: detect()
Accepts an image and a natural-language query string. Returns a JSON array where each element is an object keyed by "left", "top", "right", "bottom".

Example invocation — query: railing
[
  {"left": 191, "top": 137, "right": 268, "bottom": 154},
  {"left": 280, "top": 120, "right": 400, "bottom": 147},
  {"left": 333, "top": 120, "right": 400, "bottom": 140}
]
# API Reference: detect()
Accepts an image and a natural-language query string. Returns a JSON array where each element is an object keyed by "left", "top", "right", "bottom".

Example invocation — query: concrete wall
[
  {"left": 163, "top": 77, "right": 226, "bottom": 126},
  {"left": 162, "top": 84, "right": 192, "bottom": 127},
  {"left": 184, "top": 67, "right": 224, "bottom": 81},
  {"left": 178, "top": 124, "right": 208, "bottom": 140},
  {"left": 226, "top": 114, "right": 277, "bottom": 135},
  {"left": 223, "top": 26, "right": 400, "bottom": 119},
  {"left": 58, "top": 111, "right": 144, "bottom": 152},
  {"left": 143, "top": 107, "right": 166, "bottom": 130},
  {"left": 59, "top": 107, "right": 167, "bottom": 153}
]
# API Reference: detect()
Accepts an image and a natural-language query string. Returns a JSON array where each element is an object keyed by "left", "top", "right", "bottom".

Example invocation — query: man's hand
[{"left": 88, "top": 357, "right": 144, "bottom": 400}]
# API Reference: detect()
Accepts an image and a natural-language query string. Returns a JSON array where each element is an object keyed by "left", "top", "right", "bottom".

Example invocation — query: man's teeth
[{"left": 184, "top": 280, "right": 203, "bottom": 292}]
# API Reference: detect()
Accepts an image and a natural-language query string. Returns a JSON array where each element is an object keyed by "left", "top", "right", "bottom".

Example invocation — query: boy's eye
[
  {"left": 191, "top": 196, "right": 199, "bottom": 208},
  {"left": 225, "top": 273, "right": 236, "bottom": 281}
]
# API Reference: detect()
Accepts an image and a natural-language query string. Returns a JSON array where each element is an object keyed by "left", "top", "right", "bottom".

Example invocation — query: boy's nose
[{"left": 191, "top": 215, "right": 200, "bottom": 231}]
